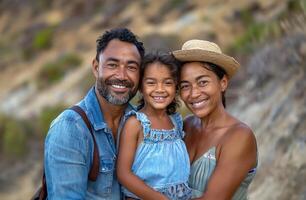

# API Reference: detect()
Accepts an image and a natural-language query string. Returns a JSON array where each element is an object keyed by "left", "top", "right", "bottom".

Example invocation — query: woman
[{"left": 173, "top": 40, "right": 257, "bottom": 200}]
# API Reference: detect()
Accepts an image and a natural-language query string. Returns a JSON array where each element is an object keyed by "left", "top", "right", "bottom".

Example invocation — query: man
[{"left": 44, "top": 28, "right": 145, "bottom": 199}]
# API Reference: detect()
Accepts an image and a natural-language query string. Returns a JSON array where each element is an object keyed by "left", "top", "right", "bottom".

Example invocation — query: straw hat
[{"left": 173, "top": 39, "right": 240, "bottom": 79}]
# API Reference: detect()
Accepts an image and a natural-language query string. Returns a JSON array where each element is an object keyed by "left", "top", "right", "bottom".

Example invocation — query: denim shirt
[{"left": 44, "top": 87, "right": 135, "bottom": 200}]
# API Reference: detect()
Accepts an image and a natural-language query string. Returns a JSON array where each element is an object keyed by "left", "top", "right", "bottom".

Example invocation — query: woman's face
[{"left": 179, "top": 62, "right": 227, "bottom": 118}]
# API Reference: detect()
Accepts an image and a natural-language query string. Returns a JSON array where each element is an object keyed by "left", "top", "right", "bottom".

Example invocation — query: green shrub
[
  {"left": 232, "top": 0, "right": 306, "bottom": 54},
  {"left": 38, "top": 105, "right": 66, "bottom": 137},
  {"left": 2, "top": 120, "right": 27, "bottom": 157},
  {"left": 240, "top": 8, "right": 254, "bottom": 25},
  {"left": 37, "top": 53, "right": 82, "bottom": 88},
  {"left": 22, "top": 47, "right": 35, "bottom": 60},
  {"left": 230, "top": 21, "right": 280, "bottom": 53},
  {"left": 79, "top": 71, "right": 95, "bottom": 95},
  {"left": 33, "top": 27, "right": 54, "bottom": 50},
  {"left": 287, "top": 0, "right": 306, "bottom": 13}
]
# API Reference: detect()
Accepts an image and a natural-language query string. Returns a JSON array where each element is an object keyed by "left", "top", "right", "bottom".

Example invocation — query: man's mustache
[{"left": 105, "top": 79, "right": 133, "bottom": 88}]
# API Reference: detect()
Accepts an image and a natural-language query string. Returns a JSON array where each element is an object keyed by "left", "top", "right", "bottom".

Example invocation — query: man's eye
[
  {"left": 127, "top": 65, "right": 138, "bottom": 71},
  {"left": 107, "top": 63, "right": 117, "bottom": 68}
]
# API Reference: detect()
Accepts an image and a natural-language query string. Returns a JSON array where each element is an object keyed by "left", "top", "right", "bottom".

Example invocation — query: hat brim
[{"left": 173, "top": 49, "right": 240, "bottom": 79}]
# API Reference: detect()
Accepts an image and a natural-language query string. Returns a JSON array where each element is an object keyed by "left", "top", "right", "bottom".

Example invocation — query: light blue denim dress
[{"left": 122, "top": 111, "right": 192, "bottom": 200}]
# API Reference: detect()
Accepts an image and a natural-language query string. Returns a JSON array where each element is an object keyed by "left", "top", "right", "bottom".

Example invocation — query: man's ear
[
  {"left": 92, "top": 58, "right": 99, "bottom": 78},
  {"left": 220, "top": 75, "right": 229, "bottom": 92}
]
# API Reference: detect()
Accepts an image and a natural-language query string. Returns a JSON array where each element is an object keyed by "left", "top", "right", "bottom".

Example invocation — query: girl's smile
[
  {"left": 141, "top": 62, "right": 176, "bottom": 112},
  {"left": 152, "top": 95, "right": 168, "bottom": 103}
]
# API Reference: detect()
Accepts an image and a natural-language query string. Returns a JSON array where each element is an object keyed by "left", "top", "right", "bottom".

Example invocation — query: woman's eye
[
  {"left": 180, "top": 84, "right": 190, "bottom": 90},
  {"left": 198, "top": 80, "right": 208, "bottom": 86}
]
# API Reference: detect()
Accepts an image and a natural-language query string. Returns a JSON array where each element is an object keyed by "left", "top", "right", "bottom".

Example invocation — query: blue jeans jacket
[{"left": 44, "top": 87, "right": 134, "bottom": 199}]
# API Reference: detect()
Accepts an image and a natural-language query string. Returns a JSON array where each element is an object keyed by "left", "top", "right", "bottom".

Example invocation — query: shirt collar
[{"left": 82, "top": 87, "right": 136, "bottom": 132}]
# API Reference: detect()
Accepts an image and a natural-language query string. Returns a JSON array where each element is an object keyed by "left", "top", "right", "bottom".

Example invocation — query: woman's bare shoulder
[{"left": 221, "top": 121, "right": 257, "bottom": 154}]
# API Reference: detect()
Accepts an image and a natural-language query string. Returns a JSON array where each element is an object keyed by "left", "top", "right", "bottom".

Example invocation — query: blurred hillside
[{"left": 0, "top": 0, "right": 305, "bottom": 199}]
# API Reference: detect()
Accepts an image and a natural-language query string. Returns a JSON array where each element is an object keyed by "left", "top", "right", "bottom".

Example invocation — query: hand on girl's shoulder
[
  {"left": 183, "top": 114, "right": 194, "bottom": 122},
  {"left": 183, "top": 114, "right": 199, "bottom": 133}
]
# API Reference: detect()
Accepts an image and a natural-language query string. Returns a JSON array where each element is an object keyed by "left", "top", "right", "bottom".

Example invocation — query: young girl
[{"left": 117, "top": 52, "right": 192, "bottom": 200}]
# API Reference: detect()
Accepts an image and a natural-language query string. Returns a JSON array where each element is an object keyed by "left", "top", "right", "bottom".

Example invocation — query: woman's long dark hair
[{"left": 137, "top": 52, "right": 180, "bottom": 114}]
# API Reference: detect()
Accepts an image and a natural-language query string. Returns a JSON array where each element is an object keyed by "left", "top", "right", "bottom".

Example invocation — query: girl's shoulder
[
  {"left": 125, "top": 110, "right": 151, "bottom": 134},
  {"left": 124, "top": 114, "right": 141, "bottom": 129},
  {"left": 126, "top": 110, "right": 150, "bottom": 124}
]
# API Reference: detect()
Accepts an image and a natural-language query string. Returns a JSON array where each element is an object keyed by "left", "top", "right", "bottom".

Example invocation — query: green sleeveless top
[{"left": 189, "top": 147, "right": 257, "bottom": 200}]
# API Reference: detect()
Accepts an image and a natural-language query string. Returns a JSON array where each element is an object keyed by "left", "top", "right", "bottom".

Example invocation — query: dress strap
[
  {"left": 169, "top": 112, "right": 185, "bottom": 138},
  {"left": 125, "top": 110, "right": 151, "bottom": 137}
]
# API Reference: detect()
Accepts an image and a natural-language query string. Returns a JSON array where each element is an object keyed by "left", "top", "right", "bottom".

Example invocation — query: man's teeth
[{"left": 112, "top": 84, "right": 126, "bottom": 89}]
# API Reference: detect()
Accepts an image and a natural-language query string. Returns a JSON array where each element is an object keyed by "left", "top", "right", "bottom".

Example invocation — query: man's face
[{"left": 93, "top": 39, "right": 141, "bottom": 105}]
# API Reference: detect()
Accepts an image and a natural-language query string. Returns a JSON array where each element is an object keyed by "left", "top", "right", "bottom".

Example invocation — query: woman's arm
[
  {"left": 196, "top": 125, "right": 257, "bottom": 200},
  {"left": 117, "top": 116, "right": 168, "bottom": 200}
]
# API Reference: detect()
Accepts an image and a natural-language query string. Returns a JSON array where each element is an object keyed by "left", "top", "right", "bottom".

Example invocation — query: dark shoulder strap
[
  {"left": 37, "top": 106, "right": 100, "bottom": 200},
  {"left": 69, "top": 105, "right": 100, "bottom": 181}
]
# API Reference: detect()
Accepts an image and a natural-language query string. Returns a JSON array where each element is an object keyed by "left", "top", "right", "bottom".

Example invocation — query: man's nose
[{"left": 116, "top": 66, "right": 128, "bottom": 80}]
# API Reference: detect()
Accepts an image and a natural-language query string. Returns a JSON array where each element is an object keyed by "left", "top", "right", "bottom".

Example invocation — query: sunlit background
[{"left": 0, "top": 0, "right": 306, "bottom": 199}]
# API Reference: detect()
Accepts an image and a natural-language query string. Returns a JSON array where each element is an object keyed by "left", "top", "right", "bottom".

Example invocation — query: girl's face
[
  {"left": 141, "top": 62, "right": 176, "bottom": 112},
  {"left": 179, "top": 62, "right": 227, "bottom": 118}
]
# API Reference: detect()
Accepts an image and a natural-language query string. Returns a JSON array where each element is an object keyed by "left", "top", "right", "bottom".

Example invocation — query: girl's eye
[
  {"left": 145, "top": 81, "right": 155, "bottom": 85},
  {"left": 165, "top": 80, "right": 174, "bottom": 85}
]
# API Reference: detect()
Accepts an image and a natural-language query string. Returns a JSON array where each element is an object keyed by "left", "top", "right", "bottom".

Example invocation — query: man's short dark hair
[{"left": 95, "top": 28, "right": 145, "bottom": 61}]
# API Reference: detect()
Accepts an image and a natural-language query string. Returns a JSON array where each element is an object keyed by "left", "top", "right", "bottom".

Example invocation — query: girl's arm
[
  {"left": 117, "top": 116, "right": 168, "bottom": 200},
  {"left": 195, "top": 125, "right": 257, "bottom": 200}
]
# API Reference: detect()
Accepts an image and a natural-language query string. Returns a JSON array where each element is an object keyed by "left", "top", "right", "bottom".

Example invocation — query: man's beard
[{"left": 96, "top": 77, "right": 136, "bottom": 105}]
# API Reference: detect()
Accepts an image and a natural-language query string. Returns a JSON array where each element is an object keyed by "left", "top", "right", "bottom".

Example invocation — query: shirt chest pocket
[{"left": 88, "top": 157, "right": 115, "bottom": 197}]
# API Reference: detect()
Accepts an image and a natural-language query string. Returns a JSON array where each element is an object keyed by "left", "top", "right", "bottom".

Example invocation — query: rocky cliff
[{"left": 230, "top": 32, "right": 306, "bottom": 200}]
